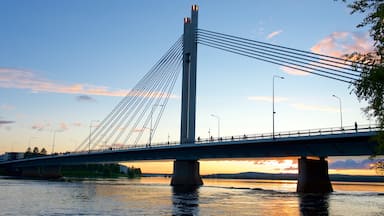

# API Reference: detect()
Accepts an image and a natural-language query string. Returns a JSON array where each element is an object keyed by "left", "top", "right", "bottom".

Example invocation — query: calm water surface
[{"left": 0, "top": 176, "right": 383, "bottom": 215}]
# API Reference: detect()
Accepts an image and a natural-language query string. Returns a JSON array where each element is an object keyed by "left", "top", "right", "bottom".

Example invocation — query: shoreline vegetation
[
  {"left": 0, "top": 164, "right": 142, "bottom": 179},
  {"left": 143, "top": 172, "right": 384, "bottom": 183},
  {"left": 61, "top": 164, "right": 142, "bottom": 178}
]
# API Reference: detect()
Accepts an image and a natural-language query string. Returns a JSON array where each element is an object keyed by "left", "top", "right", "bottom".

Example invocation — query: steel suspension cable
[
  {"left": 90, "top": 42, "right": 181, "bottom": 150},
  {"left": 197, "top": 37, "right": 357, "bottom": 82},
  {"left": 198, "top": 29, "right": 371, "bottom": 69},
  {"left": 198, "top": 39, "right": 354, "bottom": 83},
  {"left": 113, "top": 41, "right": 183, "bottom": 146},
  {"left": 95, "top": 39, "right": 183, "bottom": 149},
  {"left": 198, "top": 33, "right": 361, "bottom": 78},
  {"left": 75, "top": 37, "right": 183, "bottom": 151},
  {"left": 130, "top": 48, "right": 183, "bottom": 145}
]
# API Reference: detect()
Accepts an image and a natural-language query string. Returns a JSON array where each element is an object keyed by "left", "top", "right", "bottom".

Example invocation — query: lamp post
[
  {"left": 273, "top": 75, "right": 284, "bottom": 139},
  {"left": 149, "top": 104, "right": 164, "bottom": 146},
  {"left": 89, "top": 120, "right": 99, "bottom": 152},
  {"left": 210, "top": 114, "right": 221, "bottom": 138},
  {"left": 332, "top": 94, "right": 343, "bottom": 129},
  {"left": 51, "top": 130, "right": 57, "bottom": 154},
  {"left": 208, "top": 128, "right": 211, "bottom": 141}
]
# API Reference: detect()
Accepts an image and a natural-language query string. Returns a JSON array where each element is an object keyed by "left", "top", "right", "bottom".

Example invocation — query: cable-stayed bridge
[{"left": 0, "top": 5, "right": 381, "bottom": 193}]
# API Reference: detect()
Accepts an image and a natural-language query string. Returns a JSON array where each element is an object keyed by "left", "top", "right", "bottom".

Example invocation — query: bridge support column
[
  {"left": 171, "top": 160, "right": 203, "bottom": 187},
  {"left": 297, "top": 157, "right": 333, "bottom": 193}
]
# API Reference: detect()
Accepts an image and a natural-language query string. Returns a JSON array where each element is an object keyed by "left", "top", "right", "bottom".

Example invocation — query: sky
[{"left": 0, "top": 0, "right": 382, "bottom": 175}]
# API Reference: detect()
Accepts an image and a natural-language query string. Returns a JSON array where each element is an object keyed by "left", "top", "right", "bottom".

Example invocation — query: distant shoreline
[{"left": 142, "top": 172, "right": 384, "bottom": 183}]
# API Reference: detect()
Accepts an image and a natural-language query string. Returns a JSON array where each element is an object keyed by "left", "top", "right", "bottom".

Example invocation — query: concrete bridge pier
[
  {"left": 297, "top": 156, "right": 333, "bottom": 193},
  {"left": 173, "top": 5, "right": 202, "bottom": 188},
  {"left": 170, "top": 160, "right": 203, "bottom": 187}
]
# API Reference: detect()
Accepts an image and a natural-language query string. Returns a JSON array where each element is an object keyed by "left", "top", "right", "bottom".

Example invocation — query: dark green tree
[
  {"left": 341, "top": 0, "right": 384, "bottom": 154},
  {"left": 40, "top": 148, "right": 47, "bottom": 155},
  {"left": 25, "top": 147, "right": 32, "bottom": 154},
  {"left": 32, "top": 147, "right": 39, "bottom": 154}
]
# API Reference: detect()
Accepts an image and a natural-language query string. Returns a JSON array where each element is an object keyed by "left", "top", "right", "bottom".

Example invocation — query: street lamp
[
  {"left": 149, "top": 104, "right": 164, "bottom": 146},
  {"left": 332, "top": 94, "right": 343, "bottom": 129},
  {"left": 89, "top": 120, "right": 99, "bottom": 152},
  {"left": 51, "top": 130, "right": 58, "bottom": 154},
  {"left": 208, "top": 128, "right": 211, "bottom": 141},
  {"left": 273, "top": 75, "right": 284, "bottom": 139},
  {"left": 210, "top": 114, "right": 221, "bottom": 138}
]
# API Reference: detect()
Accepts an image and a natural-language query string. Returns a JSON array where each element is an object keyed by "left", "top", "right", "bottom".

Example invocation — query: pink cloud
[
  {"left": 31, "top": 122, "right": 51, "bottom": 131},
  {"left": 267, "top": 30, "right": 283, "bottom": 39},
  {"left": 0, "top": 68, "right": 178, "bottom": 98},
  {"left": 72, "top": 122, "right": 83, "bottom": 127},
  {"left": 59, "top": 122, "right": 69, "bottom": 131},
  {"left": 311, "top": 31, "right": 373, "bottom": 57},
  {"left": 280, "top": 31, "right": 374, "bottom": 76}
]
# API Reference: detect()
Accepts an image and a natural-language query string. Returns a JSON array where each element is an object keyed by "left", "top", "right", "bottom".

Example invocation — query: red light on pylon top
[
  {"left": 184, "top": 17, "right": 191, "bottom": 24},
  {"left": 192, "top": 5, "right": 199, "bottom": 11}
]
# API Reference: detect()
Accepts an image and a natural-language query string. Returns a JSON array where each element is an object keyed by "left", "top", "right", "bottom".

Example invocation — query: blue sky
[{"left": 0, "top": 1, "right": 380, "bottom": 173}]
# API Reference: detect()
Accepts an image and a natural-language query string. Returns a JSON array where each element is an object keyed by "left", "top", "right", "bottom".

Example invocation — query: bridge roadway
[{"left": 0, "top": 125, "right": 379, "bottom": 168}]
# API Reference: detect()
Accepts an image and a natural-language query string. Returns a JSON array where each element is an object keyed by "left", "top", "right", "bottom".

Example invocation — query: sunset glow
[{"left": 0, "top": 1, "right": 381, "bottom": 177}]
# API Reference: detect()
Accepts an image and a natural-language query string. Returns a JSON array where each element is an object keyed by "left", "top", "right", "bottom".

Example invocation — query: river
[{"left": 0, "top": 176, "right": 383, "bottom": 215}]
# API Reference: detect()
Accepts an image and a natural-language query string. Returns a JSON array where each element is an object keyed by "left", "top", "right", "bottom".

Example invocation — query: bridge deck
[{"left": 0, "top": 125, "right": 380, "bottom": 167}]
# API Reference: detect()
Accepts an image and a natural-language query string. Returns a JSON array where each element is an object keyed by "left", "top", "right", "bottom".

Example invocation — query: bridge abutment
[
  {"left": 170, "top": 160, "right": 203, "bottom": 187},
  {"left": 297, "top": 157, "right": 333, "bottom": 193}
]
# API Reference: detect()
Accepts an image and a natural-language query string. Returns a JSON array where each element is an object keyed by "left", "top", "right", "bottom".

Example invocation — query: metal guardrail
[
  {"left": 69, "top": 124, "right": 381, "bottom": 155},
  {"left": 0, "top": 124, "right": 380, "bottom": 163}
]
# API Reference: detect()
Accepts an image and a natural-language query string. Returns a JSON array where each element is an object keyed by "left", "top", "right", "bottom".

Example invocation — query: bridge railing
[
  {"left": 67, "top": 124, "right": 380, "bottom": 155},
  {"left": 195, "top": 124, "right": 379, "bottom": 144}
]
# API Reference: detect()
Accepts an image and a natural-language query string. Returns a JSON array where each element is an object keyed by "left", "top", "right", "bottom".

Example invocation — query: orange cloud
[
  {"left": 267, "top": 30, "right": 283, "bottom": 39},
  {"left": 0, "top": 68, "right": 178, "bottom": 98}
]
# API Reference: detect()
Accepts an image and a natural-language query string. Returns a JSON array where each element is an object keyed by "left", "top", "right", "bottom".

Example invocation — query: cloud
[
  {"left": 311, "top": 32, "right": 373, "bottom": 57},
  {"left": 329, "top": 159, "right": 376, "bottom": 169},
  {"left": 254, "top": 159, "right": 298, "bottom": 172},
  {"left": 0, "top": 120, "right": 15, "bottom": 125},
  {"left": 290, "top": 103, "right": 339, "bottom": 112},
  {"left": 280, "top": 65, "right": 311, "bottom": 76},
  {"left": 248, "top": 96, "right": 289, "bottom": 103},
  {"left": 0, "top": 104, "right": 15, "bottom": 110},
  {"left": 59, "top": 122, "right": 69, "bottom": 131},
  {"left": 267, "top": 30, "right": 283, "bottom": 40},
  {"left": 31, "top": 122, "right": 51, "bottom": 131},
  {"left": 76, "top": 95, "right": 96, "bottom": 102},
  {"left": 72, "top": 122, "right": 83, "bottom": 127},
  {"left": 31, "top": 121, "right": 77, "bottom": 132},
  {"left": 0, "top": 68, "right": 178, "bottom": 98},
  {"left": 280, "top": 31, "right": 374, "bottom": 76}
]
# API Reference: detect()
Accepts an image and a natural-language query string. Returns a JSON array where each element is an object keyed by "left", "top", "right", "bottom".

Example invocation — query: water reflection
[
  {"left": 172, "top": 186, "right": 200, "bottom": 216},
  {"left": 299, "top": 193, "right": 329, "bottom": 216}
]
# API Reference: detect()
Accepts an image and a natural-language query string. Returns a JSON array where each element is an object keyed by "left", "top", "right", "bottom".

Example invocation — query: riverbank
[{"left": 0, "top": 164, "right": 142, "bottom": 179}]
